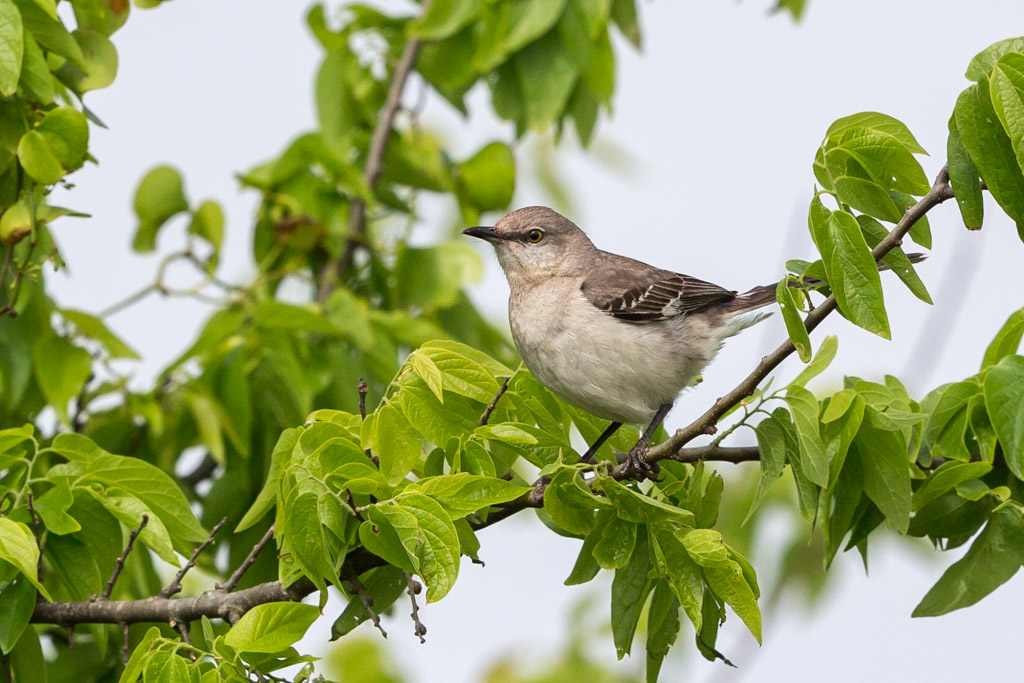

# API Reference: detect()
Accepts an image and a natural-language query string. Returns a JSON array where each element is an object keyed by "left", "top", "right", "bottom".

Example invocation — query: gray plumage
[{"left": 463, "top": 206, "right": 774, "bottom": 426}]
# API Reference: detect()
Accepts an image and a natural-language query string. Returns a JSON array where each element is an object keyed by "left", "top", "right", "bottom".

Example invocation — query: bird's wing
[{"left": 581, "top": 252, "right": 737, "bottom": 323}]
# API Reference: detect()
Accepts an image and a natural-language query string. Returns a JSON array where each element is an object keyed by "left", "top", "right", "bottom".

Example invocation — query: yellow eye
[{"left": 527, "top": 228, "right": 545, "bottom": 244}]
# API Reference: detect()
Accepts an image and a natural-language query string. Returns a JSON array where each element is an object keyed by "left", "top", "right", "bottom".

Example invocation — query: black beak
[{"left": 462, "top": 226, "right": 507, "bottom": 241}]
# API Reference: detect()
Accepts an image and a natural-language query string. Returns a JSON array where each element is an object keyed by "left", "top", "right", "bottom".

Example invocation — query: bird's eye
[{"left": 526, "top": 228, "right": 545, "bottom": 244}]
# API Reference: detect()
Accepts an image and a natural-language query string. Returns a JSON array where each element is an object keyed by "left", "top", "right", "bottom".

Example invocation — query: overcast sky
[{"left": 46, "top": 0, "right": 1024, "bottom": 680}]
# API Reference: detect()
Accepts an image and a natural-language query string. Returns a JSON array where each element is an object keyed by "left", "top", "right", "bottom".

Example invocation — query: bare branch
[
  {"left": 478, "top": 376, "right": 511, "bottom": 427},
  {"left": 218, "top": 524, "right": 276, "bottom": 593},
  {"left": 348, "top": 576, "right": 386, "bottom": 638},
  {"left": 358, "top": 378, "right": 369, "bottom": 420},
  {"left": 102, "top": 515, "right": 149, "bottom": 600},
  {"left": 403, "top": 571, "right": 427, "bottom": 643},
  {"left": 317, "top": 2, "right": 432, "bottom": 302},
  {"left": 121, "top": 623, "right": 131, "bottom": 665},
  {"left": 161, "top": 517, "right": 227, "bottom": 599}
]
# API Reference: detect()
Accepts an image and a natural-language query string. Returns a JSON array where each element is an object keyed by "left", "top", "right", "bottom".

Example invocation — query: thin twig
[
  {"left": 172, "top": 621, "right": 197, "bottom": 661},
  {"left": 160, "top": 517, "right": 227, "bottom": 598},
  {"left": 71, "top": 373, "right": 94, "bottom": 433},
  {"left": 348, "top": 576, "right": 386, "bottom": 638},
  {"left": 181, "top": 453, "right": 219, "bottom": 490},
  {"left": 102, "top": 515, "right": 149, "bottom": 600},
  {"left": 218, "top": 524, "right": 276, "bottom": 593},
  {"left": 317, "top": 2, "right": 432, "bottom": 302},
  {"left": 98, "top": 284, "right": 156, "bottom": 318},
  {"left": 477, "top": 376, "right": 511, "bottom": 427},
  {"left": 358, "top": 378, "right": 369, "bottom": 420},
  {"left": 643, "top": 165, "right": 953, "bottom": 469},
  {"left": 121, "top": 623, "right": 131, "bottom": 665},
  {"left": 403, "top": 571, "right": 427, "bottom": 643}
]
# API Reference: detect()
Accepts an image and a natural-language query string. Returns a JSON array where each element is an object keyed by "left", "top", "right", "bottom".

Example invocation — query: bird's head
[{"left": 462, "top": 206, "right": 595, "bottom": 283}]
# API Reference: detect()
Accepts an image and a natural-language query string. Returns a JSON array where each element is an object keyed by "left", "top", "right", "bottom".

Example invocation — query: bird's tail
[{"left": 726, "top": 252, "right": 926, "bottom": 314}]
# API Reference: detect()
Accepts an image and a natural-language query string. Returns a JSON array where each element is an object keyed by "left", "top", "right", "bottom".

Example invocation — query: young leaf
[
  {"left": 412, "top": 473, "right": 531, "bottom": 517},
  {"left": 947, "top": 120, "right": 985, "bottom": 229},
  {"left": 857, "top": 215, "right": 932, "bottom": 305},
  {"left": 611, "top": 533, "right": 652, "bottom": 659},
  {"left": 703, "top": 559, "right": 762, "bottom": 644},
  {"left": 648, "top": 526, "right": 704, "bottom": 633},
  {"left": 132, "top": 165, "right": 189, "bottom": 252},
  {"left": 744, "top": 413, "right": 788, "bottom": 523},
  {"left": 912, "top": 461, "right": 993, "bottom": 512},
  {"left": 790, "top": 335, "right": 839, "bottom": 388},
  {"left": 776, "top": 278, "right": 811, "bottom": 362},
  {"left": 983, "top": 355, "right": 1024, "bottom": 478},
  {"left": 966, "top": 37, "right": 1024, "bottom": 81},
  {"left": 849, "top": 423, "right": 911, "bottom": 534},
  {"left": 411, "top": 352, "right": 445, "bottom": 403},
  {"left": 593, "top": 516, "right": 638, "bottom": 570},
  {"left": 32, "top": 334, "right": 92, "bottom": 425},
  {"left": 224, "top": 602, "right": 319, "bottom": 653},
  {"left": 913, "top": 506, "right": 1024, "bottom": 617},
  {"left": 0, "top": 518, "right": 51, "bottom": 599},
  {"left": 982, "top": 306, "right": 1024, "bottom": 369},
  {"left": 784, "top": 385, "right": 829, "bottom": 487}
]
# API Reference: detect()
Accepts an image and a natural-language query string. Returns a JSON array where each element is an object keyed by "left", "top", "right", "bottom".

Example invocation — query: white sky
[{"left": 45, "top": 0, "right": 1024, "bottom": 680}]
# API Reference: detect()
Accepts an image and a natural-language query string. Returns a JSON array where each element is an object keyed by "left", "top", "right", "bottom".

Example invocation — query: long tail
[{"left": 726, "top": 252, "right": 926, "bottom": 313}]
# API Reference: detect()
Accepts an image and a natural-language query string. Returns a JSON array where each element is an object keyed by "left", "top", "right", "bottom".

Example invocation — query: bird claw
[{"left": 623, "top": 446, "right": 662, "bottom": 482}]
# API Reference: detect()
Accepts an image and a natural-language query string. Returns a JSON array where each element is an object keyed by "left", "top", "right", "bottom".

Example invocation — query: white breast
[{"left": 508, "top": 279, "right": 721, "bottom": 425}]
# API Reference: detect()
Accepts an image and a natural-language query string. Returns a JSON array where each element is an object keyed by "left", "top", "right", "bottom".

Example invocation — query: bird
[{"left": 463, "top": 206, "right": 784, "bottom": 480}]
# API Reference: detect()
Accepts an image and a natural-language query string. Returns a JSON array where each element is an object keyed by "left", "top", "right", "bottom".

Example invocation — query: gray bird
[{"left": 463, "top": 206, "right": 779, "bottom": 480}]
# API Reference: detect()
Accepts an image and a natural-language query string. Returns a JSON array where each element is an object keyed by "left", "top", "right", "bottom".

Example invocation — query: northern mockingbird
[{"left": 463, "top": 206, "right": 779, "bottom": 480}]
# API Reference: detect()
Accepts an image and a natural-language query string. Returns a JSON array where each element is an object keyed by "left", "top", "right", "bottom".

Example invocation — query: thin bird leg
[
  {"left": 624, "top": 403, "right": 673, "bottom": 481},
  {"left": 579, "top": 421, "right": 622, "bottom": 464}
]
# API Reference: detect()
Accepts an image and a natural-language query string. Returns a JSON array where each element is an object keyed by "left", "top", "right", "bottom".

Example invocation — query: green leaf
[
  {"left": 362, "top": 494, "right": 460, "bottom": 602},
  {"left": 0, "top": 424, "right": 33, "bottom": 456},
  {"left": 984, "top": 355, "right": 1024, "bottom": 478},
  {"left": 454, "top": 142, "right": 515, "bottom": 216},
  {"left": 0, "top": 576, "right": 34, "bottom": 654},
  {"left": 645, "top": 579, "right": 680, "bottom": 683},
  {"left": 744, "top": 413, "right": 788, "bottom": 524},
  {"left": 13, "top": 0, "right": 84, "bottom": 68},
  {"left": 92, "top": 489, "right": 177, "bottom": 565},
  {"left": 224, "top": 602, "right": 319, "bottom": 653},
  {"left": 600, "top": 477, "right": 695, "bottom": 526},
  {"left": 120, "top": 626, "right": 160, "bottom": 683},
  {"left": 826, "top": 111, "right": 927, "bottom": 154},
  {"left": 412, "top": 473, "right": 531, "bottom": 517},
  {"left": 785, "top": 385, "right": 829, "bottom": 487},
  {"left": 947, "top": 120, "right": 984, "bottom": 229},
  {"left": 17, "top": 130, "right": 63, "bottom": 184},
  {"left": 57, "top": 29, "right": 117, "bottom": 92},
  {"left": 649, "top": 526, "right": 703, "bottom": 632},
  {"left": 61, "top": 308, "right": 140, "bottom": 359},
  {"left": 966, "top": 37, "right": 1024, "bottom": 82},
  {"left": 36, "top": 106, "right": 89, "bottom": 170},
  {"left": 0, "top": 518, "right": 50, "bottom": 599},
  {"left": 611, "top": 532, "right": 652, "bottom": 659},
  {"left": 72, "top": 0, "right": 131, "bottom": 37},
  {"left": 237, "top": 428, "right": 298, "bottom": 532},
  {"left": 850, "top": 422, "right": 911, "bottom": 534},
  {"left": 808, "top": 199, "right": 890, "bottom": 338},
  {"left": 394, "top": 242, "right": 483, "bottom": 311},
  {"left": 409, "top": 0, "right": 478, "bottom": 40},
  {"left": 609, "top": 0, "right": 641, "bottom": 47},
  {"left": 497, "top": 0, "right": 569, "bottom": 57},
  {"left": 544, "top": 469, "right": 598, "bottom": 535},
  {"left": 790, "top": 335, "right": 838, "bottom": 388},
  {"left": 592, "top": 516, "right": 637, "bottom": 570},
  {"left": 955, "top": 75, "right": 1024, "bottom": 225},
  {"left": 681, "top": 529, "right": 731, "bottom": 568},
  {"left": 825, "top": 125, "right": 929, "bottom": 195},
  {"left": 410, "top": 352, "right": 445, "bottom": 403},
  {"left": 142, "top": 652, "right": 189, "bottom": 683},
  {"left": 280, "top": 488, "right": 335, "bottom": 591},
  {"left": 704, "top": 558, "right": 762, "bottom": 644},
  {"left": 776, "top": 278, "right": 811, "bottom": 362},
  {"left": 18, "top": 29, "right": 53, "bottom": 104},
  {"left": 132, "top": 165, "right": 189, "bottom": 252},
  {"left": 564, "top": 527, "right": 601, "bottom": 585},
  {"left": 188, "top": 199, "right": 224, "bottom": 254},
  {"left": 924, "top": 380, "right": 979, "bottom": 463},
  {"left": 33, "top": 480, "right": 80, "bottom": 535},
  {"left": 32, "top": 334, "right": 92, "bottom": 425},
  {"left": 474, "top": 423, "right": 538, "bottom": 445},
  {"left": 52, "top": 433, "right": 208, "bottom": 548},
  {"left": 0, "top": 0, "right": 24, "bottom": 96},
  {"left": 991, "top": 52, "right": 1024, "bottom": 171},
  {"left": 514, "top": 28, "right": 579, "bottom": 130},
  {"left": 913, "top": 506, "right": 1024, "bottom": 617},
  {"left": 982, "top": 306, "right": 1024, "bottom": 369},
  {"left": 375, "top": 402, "right": 422, "bottom": 485},
  {"left": 856, "top": 215, "right": 932, "bottom": 304},
  {"left": 912, "top": 461, "right": 993, "bottom": 512}
]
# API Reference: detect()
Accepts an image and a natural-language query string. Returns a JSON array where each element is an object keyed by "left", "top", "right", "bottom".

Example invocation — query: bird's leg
[
  {"left": 624, "top": 403, "right": 673, "bottom": 481},
  {"left": 579, "top": 421, "right": 623, "bottom": 464}
]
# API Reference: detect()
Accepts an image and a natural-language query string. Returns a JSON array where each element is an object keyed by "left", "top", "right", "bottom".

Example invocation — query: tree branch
[
  {"left": 317, "top": 4, "right": 431, "bottom": 303},
  {"left": 28, "top": 167, "right": 954, "bottom": 632}
]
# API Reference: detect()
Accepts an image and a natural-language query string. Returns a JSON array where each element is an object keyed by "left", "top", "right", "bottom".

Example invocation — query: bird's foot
[{"left": 623, "top": 445, "right": 662, "bottom": 482}]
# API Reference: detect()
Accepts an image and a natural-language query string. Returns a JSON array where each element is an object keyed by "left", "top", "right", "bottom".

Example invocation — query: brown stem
[
  {"left": 101, "top": 515, "right": 149, "bottom": 600},
  {"left": 478, "top": 376, "right": 511, "bottom": 427},
  {"left": 160, "top": 517, "right": 227, "bottom": 598},
  {"left": 218, "top": 524, "right": 276, "bottom": 593}
]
